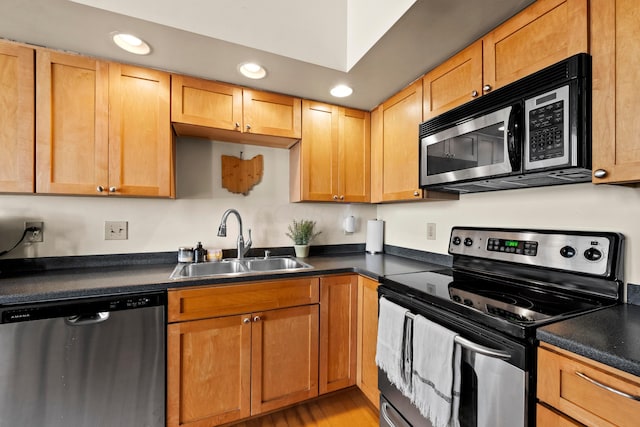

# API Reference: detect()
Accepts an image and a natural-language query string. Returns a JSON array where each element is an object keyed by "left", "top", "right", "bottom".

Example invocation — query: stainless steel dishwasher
[{"left": 0, "top": 291, "right": 166, "bottom": 427}]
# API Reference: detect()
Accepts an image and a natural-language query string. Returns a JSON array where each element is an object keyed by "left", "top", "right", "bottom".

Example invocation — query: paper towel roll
[{"left": 366, "top": 220, "right": 384, "bottom": 254}]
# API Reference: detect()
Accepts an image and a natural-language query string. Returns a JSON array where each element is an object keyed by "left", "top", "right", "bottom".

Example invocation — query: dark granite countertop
[
  {"left": 537, "top": 304, "right": 640, "bottom": 377},
  {"left": 0, "top": 252, "right": 448, "bottom": 305}
]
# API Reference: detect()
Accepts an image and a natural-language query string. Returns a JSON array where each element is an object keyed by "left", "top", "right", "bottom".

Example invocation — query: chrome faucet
[{"left": 217, "top": 209, "right": 252, "bottom": 259}]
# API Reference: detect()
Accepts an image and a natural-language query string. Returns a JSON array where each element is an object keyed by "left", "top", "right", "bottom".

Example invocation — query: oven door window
[{"left": 421, "top": 106, "right": 514, "bottom": 186}]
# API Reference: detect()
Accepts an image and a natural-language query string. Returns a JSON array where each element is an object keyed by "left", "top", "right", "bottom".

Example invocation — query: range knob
[
  {"left": 560, "top": 246, "right": 576, "bottom": 258},
  {"left": 464, "top": 237, "right": 473, "bottom": 247},
  {"left": 452, "top": 236, "right": 462, "bottom": 246},
  {"left": 584, "top": 247, "right": 603, "bottom": 262}
]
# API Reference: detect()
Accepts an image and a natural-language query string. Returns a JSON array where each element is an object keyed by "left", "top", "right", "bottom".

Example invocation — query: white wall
[
  {"left": 0, "top": 138, "right": 376, "bottom": 259},
  {"left": 378, "top": 183, "right": 640, "bottom": 285}
]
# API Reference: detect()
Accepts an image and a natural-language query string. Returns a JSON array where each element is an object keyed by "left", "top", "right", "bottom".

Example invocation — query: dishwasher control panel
[{"left": 1, "top": 292, "right": 166, "bottom": 323}]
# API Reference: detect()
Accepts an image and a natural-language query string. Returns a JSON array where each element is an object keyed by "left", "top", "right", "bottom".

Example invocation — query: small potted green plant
[{"left": 286, "top": 219, "right": 321, "bottom": 258}]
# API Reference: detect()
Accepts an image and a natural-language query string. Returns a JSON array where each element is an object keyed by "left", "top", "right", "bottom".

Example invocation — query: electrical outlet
[
  {"left": 25, "top": 221, "right": 44, "bottom": 243},
  {"left": 427, "top": 222, "right": 436, "bottom": 240},
  {"left": 105, "top": 221, "right": 128, "bottom": 240}
]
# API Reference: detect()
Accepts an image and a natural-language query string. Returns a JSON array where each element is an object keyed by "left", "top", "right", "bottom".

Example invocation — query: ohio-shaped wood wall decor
[{"left": 221, "top": 154, "right": 264, "bottom": 195}]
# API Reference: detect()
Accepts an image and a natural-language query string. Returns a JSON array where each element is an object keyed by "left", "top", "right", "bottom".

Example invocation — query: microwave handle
[{"left": 507, "top": 104, "right": 522, "bottom": 171}]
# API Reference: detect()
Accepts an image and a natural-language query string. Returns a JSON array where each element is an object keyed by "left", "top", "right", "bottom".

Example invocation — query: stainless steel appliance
[
  {"left": 378, "top": 227, "right": 624, "bottom": 427},
  {"left": 419, "top": 54, "right": 592, "bottom": 193},
  {"left": 0, "top": 291, "right": 166, "bottom": 427}
]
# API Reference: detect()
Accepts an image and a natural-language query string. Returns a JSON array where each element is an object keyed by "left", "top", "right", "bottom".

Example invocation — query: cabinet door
[
  {"left": 380, "top": 80, "right": 423, "bottom": 201},
  {"left": 423, "top": 40, "right": 483, "bottom": 120},
  {"left": 171, "top": 75, "right": 242, "bottom": 131},
  {"left": 483, "top": 0, "right": 588, "bottom": 92},
  {"left": 109, "top": 64, "right": 174, "bottom": 197},
  {"left": 357, "top": 276, "right": 380, "bottom": 409},
  {"left": 339, "top": 108, "right": 371, "bottom": 202},
  {"left": 35, "top": 50, "right": 109, "bottom": 195},
  {"left": 297, "top": 100, "right": 339, "bottom": 201},
  {"left": 591, "top": 0, "right": 640, "bottom": 184},
  {"left": 319, "top": 275, "right": 358, "bottom": 394},
  {"left": 243, "top": 89, "right": 301, "bottom": 139},
  {"left": 536, "top": 404, "right": 583, "bottom": 427},
  {"left": 167, "top": 315, "right": 252, "bottom": 427},
  {"left": 0, "top": 41, "right": 34, "bottom": 193},
  {"left": 251, "top": 305, "right": 319, "bottom": 414}
]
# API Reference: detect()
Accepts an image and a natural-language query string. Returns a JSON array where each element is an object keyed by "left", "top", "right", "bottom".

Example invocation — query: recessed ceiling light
[
  {"left": 330, "top": 85, "right": 353, "bottom": 98},
  {"left": 238, "top": 62, "right": 267, "bottom": 79},
  {"left": 112, "top": 32, "right": 151, "bottom": 55}
]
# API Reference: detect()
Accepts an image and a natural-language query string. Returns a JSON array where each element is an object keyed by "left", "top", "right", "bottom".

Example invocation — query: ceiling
[{"left": 0, "top": 0, "right": 534, "bottom": 110}]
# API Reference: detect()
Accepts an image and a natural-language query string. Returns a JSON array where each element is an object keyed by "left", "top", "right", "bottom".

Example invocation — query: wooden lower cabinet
[
  {"left": 167, "top": 280, "right": 319, "bottom": 427},
  {"left": 537, "top": 343, "right": 640, "bottom": 427},
  {"left": 536, "top": 404, "right": 584, "bottom": 427},
  {"left": 319, "top": 275, "right": 358, "bottom": 394},
  {"left": 356, "top": 276, "right": 380, "bottom": 408}
]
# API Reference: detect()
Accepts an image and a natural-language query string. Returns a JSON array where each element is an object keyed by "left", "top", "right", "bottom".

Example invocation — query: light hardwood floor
[{"left": 227, "top": 388, "right": 379, "bottom": 427}]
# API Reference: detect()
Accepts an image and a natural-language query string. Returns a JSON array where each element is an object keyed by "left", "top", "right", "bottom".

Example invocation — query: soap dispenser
[{"left": 194, "top": 242, "right": 207, "bottom": 263}]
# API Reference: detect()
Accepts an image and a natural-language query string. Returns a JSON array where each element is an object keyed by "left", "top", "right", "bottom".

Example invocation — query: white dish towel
[
  {"left": 375, "top": 297, "right": 412, "bottom": 396},
  {"left": 411, "top": 314, "right": 460, "bottom": 427}
]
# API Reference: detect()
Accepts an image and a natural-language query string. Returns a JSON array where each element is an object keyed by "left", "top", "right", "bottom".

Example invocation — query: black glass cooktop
[{"left": 381, "top": 269, "right": 614, "bottom": 339}]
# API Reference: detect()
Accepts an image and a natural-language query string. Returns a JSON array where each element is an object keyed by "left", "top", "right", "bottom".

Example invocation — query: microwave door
[{"left": 421, "top": 105, "right": 516, "bottom": 186}]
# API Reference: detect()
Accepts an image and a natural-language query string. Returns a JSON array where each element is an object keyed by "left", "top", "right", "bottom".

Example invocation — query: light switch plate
[
  {"left": 105, "top": 221, "right": 128, "bottom": 240},
  {"left": 427, "top": 222, "right": 436, "bottom": 240}
]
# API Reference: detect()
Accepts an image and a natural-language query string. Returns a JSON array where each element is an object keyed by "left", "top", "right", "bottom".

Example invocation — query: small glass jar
[
  {"left": 208, "top": 249, "right": 223, "bottom": 261},
  {"left": 177, "top": 247, "right": 194, "bottom": 263}
]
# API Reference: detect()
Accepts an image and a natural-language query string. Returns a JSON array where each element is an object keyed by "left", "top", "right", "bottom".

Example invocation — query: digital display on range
[{"left": 487, "top": 238, "right": 538, "bottom": 256}]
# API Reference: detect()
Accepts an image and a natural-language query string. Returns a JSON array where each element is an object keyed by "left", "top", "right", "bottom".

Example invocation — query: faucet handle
[{"left": 264, "top": 250, "right": 271, "bottom": 259}]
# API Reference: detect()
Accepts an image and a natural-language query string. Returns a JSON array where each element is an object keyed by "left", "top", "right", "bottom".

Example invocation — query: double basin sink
[{"left": 170, "top": 256, "right": 313, "bottom": 280}]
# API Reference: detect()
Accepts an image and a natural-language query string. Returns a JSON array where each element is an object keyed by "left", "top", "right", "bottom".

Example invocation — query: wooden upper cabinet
[
  {"left": 590, "top": 0, "right": 640, "bottom": 184},
  {"left": 291, "top": 100, "right": 370, "bottom": 203},
  {"left": 171, "top": 75, "right": 301, "bottom": 148},
  {"left": 109, "top": 64, "right": 174, "bottom": 197},
  {"left": 171, "top": 75, "right": 242, "bottom": 131},
  {"left": 36, "top": 51, "right": 174, "bottom": 197},
  {"left": 0, "top": 41, "right": 34, "bottom": 193},
  {"left": 319, "top": 275, "right": 357, "bottom": 394},
  {"left": 36, "top": 50, "right": 110, "bottom": 195},
  {"left": 483, "top": 0, "right": 588, "bottom": 92},
  {"left": 423, "top": 40, "right": 483, "bottom": 120}
]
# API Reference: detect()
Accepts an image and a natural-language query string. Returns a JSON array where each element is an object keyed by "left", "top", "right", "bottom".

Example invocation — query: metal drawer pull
[
  {"left": 381, "top": 402, "right": 398, "bottom": 427},
  {"left": 405, "top": 311, "right": 511, "bottom": 360},
  {"left": 576, "top": 371, "right": 640, "bottom": 401}
]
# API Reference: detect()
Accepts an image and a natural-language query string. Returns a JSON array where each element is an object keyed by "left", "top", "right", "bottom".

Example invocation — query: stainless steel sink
[{"left": 170, "top": 256, "right": 313, "bottom": 279}]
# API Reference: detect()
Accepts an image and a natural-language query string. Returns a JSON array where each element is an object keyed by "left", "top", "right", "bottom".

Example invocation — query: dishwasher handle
[{"left": 65, "top": 312, "right": 110, "bottom": 326}]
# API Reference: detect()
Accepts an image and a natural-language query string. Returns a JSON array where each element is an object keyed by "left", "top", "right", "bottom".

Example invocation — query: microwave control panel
[{"left": 524, "top": 85, "right": 570, "bottom": 170}]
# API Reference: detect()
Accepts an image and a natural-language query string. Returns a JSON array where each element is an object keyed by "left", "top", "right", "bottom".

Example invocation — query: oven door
[
  {"left": 378, "top": 288, "right": 531, "bottom": 427},
  {"left": 420, "top": 104, "right": 521, "bottom": 187}
]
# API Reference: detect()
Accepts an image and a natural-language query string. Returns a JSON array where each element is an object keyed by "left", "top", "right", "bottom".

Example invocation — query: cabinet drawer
[
  {"left": 538, "top": 344, "right": 640, "bottom": 427},
  {"left": 536, "top": 404, "right": 583, "bottom": 426},
  {"left": 168, "top": 277, "right": 320, "bottom": 322}
]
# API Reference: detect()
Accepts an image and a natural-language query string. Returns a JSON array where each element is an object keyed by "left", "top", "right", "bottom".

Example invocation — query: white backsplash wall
[
  {"left": 0, "top": 138, "right": 376, "bottom": 259},
  {"left": 377, "top": 182, "right": 640, "bottom": 285}
]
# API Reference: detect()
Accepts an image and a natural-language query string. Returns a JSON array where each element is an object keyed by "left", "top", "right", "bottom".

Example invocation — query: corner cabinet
[
  {"left": 0, "top": 40, "right": 34, "bottom": 193},
  {"left": 319, "top": 275, "right": 358, "bottom": 394},
  {"left": 167, "top": 278, "right": 319, "bottom": 427},
  {"left": 290, "top": 100, "right": 370, "bottom": 203},
  {"left": 537, "top": 343, "right": 640, "bottom": 427},
  {"left": 356, "top": 276, "right": 380, "bottom": 409},
  {"left": 171, "top": 74, "right": 301, "bottom": 149},
  {"left": 371, "top": 81, "right": 458, "bottom": 203},
  {"left": 36, "top": 50, "right": 174, "bottom": 197},
  {"left": 590, "top": 0, "right": 640, "bottom": 184}
]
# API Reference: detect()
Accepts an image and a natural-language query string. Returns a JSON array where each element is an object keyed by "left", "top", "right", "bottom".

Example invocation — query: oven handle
[
  {"left": 381, "top": 401, "right": 399, "bottom": 427},
  {"left": 406, "top": 311, "right": 511, "bottom": 360}
]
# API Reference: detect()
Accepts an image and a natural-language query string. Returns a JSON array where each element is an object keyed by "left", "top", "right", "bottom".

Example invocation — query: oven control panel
[{"left": 449, "top": 227, "right": 618, "bottom": 276}]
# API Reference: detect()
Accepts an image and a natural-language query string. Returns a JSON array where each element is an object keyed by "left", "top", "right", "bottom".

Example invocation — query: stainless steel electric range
[{"left": 378, "top": 227, "right": 624, "bottom": 427}]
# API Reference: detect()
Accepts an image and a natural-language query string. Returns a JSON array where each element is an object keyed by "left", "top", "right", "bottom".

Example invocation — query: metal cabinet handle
[
  {"left": 235, "top": 122, "right": 240, "bottom": 128},
  {"left": 109, "top": 186, "right": 117, "bottom": 193},
  {"left": 243, "top": 317, "right": 251, "bottom": 324},
  {"left": 471, "top": 90, "right": 479, "bottom": 97},
  {"left": 594, "top": 169, "right": 607, "bottom": 178},
  {"left": 333, "top": 195, "right": 339, "bottom": 200},
  {"left": 576, "top": 371, "right": 640, "bottom": 401},
  {"left": 483, "top": 84, "right": 492, "bottom": 92},
  {"left": 381, "top": 402, "right": 398, "bottom": 427},
  {"left": 246, "top": 124, "right": 251, "bottom": 131},
  {"left": 413, "top": 191, "right": 420, "bottom": 197},
  {"left": 339, "top": 195, "right": 344, "bottom": 200},
  {"left": 253, "top": 315, "right": 261, "bottom": 322},
  {"left": 97, "top": 186, "right": 105, "bottom": 192}
]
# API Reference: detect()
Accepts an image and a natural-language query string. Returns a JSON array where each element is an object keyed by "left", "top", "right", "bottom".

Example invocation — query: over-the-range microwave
[{"left": 419, "top": 53, "right": 592, "bottom": 194}]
